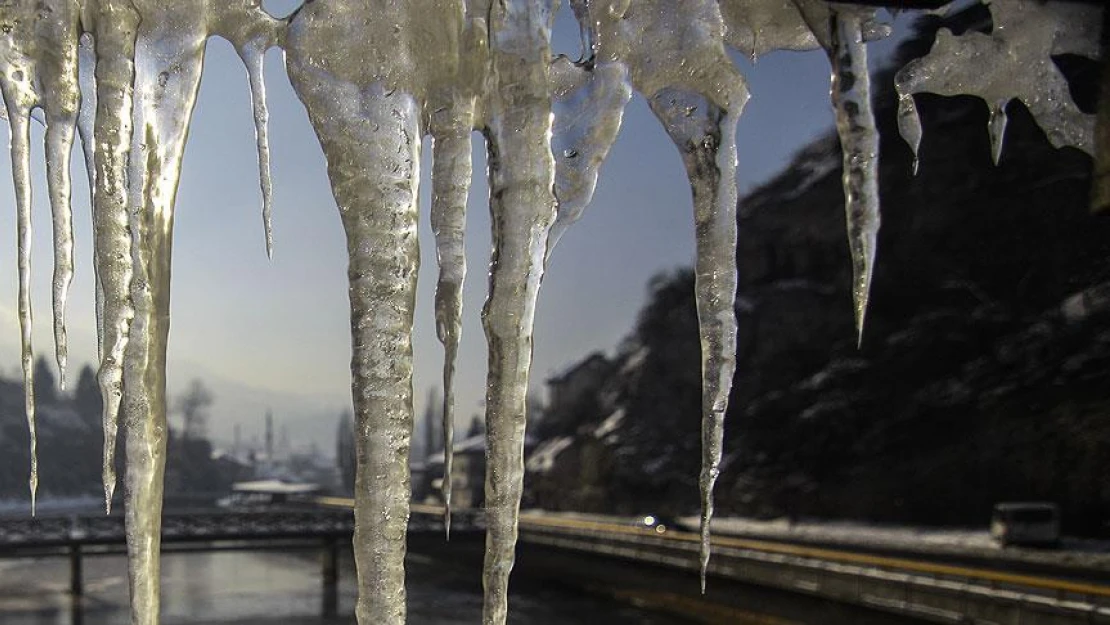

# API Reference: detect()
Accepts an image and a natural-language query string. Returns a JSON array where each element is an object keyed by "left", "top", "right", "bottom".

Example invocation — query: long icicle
[
  {"left": 429, "top": 103, "right": 474, "bottom": 538},
  {"left": 120, "top": 14, "right": 208, "bottom": 622},
  {"left": 584, "top": 0, "right": 748, "bottom": 589},
  {"left": 481, "top": 2, "right": 556, "bottom": 622},
  {"left": 46, "top": 111, "right": 79, "bottom": 393},
  {"left": 647, "top": 88, "right": 743, "bottom": 591},
  {"left": 828, "top": 9, "right": 881, "bottom": 345},
  {"left": 77, "top": 35, "right": 106, "bottom": 360},
  {"left": 42, "top": 6, "right": 82, "bottom": 395},
  {"left": 3, "top": 88, "right": 38, "bottom": 514},
  {"left": 287, "top": 59, "right": 422, "bottom": 625},
  {"left": 91, "top": 0, "right": 141, "bottom": 515},
  {"left": 236, "top": 42, "right": 275, "bottom": 258}
]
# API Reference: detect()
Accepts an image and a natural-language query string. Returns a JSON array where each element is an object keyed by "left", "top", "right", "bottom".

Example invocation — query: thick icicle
[
  {"left": 429, "top": 103, "right": 475, "bottom": 538},
  {"left": 289, "top": 78, "right": 421, "bottom": 625},
  {"left": 90, "top": 0, "right": 141, "bottom": 515},
  {"left": 287, "top": 0, "right": 470, "bottom": 618},
  {"left": 119, "top": 5, "right": 208, "bottom": 621},
  {"left": 828, "top": 9, "right": 881, "bottom": 344},
  {"left": 480, "top": 1, "right": 556, "bottom": 622}
]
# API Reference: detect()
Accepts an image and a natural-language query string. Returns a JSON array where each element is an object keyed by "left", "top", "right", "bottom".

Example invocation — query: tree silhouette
[
  {"left": 32, "top": 356, "right": 57, "bottom": 406},
  {"left": 336, "top": 411, "right": 356, "bottom": 494},
  {"left": 175, "top": 379, "right": 213, "bottom": 441}
]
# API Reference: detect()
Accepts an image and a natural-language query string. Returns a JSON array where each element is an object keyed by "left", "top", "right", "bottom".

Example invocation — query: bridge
[{"left": 1, "top": 502, "right": 1107, "bottom": 624}]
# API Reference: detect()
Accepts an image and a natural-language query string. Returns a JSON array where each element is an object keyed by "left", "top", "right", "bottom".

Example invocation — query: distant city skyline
[{"left": 0, "top": 7, "right": 912, "bottom": 453}]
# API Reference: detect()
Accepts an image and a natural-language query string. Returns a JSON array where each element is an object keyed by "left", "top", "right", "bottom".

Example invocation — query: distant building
[
  {"left": 422, "top": 431, "right": 537, "bottom": 509},
  {"left": 545, "top": 352, "right": 612, "bottom": 416}
]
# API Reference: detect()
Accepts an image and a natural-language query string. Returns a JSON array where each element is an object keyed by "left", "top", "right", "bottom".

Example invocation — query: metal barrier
[{"left": 515, "top": 515, "right": 1110, "bottom": 625}]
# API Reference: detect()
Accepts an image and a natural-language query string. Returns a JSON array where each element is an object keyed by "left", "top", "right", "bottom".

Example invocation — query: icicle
[
  {"left": 90, "top": 1, "right": 142, "bottom": 516},
  {"left": 480, "top": 2, "right": 557, "bottom": 622},
  {"left": 546, "top": 57, "right": 631, "bottom": 254},
  {"left": 77, "top": 36, "right": 105, "bottom": 361},
  {"left": 238, "top": 43, "right": 275, "bottom": 257},
  {"left": 585, "top": 0, "right": 747, "bottom": 590},
  {"left": 0, "top": 0, "right": 83, "bottom": 515},
  {"left": 46, "top": 98, "right": 80, "bottom": 394},
  {"left": 3, "top": 89, "right": 38, "bottom": 514},
  {"left": 894, "top": 1, "right": 1096, "bottom": 158},
  {"left": 287, "top": 3, "right": 450, "bottom": 619},
  {"left": 47, "top": 122, "right": 76, "bottom": 392},
  {"left": 896, "top": 93, "right": 921, "bottom": 175},
  {"left": 429, "top": 104, "right": 475, "bottom": 538},
  {"left": 988, "top": 100, "right": 1008, "bottom": 165},
  {"left": 124, "top": 21, "right": 208, "bottom": 623},
  {"left": 116, "top": 7, "right": 209, "bottom": 622},
  {"left": 646, "top": 88, "right": 743, "bottom": 591},
  {"left": 828, "top": 8, "right": 881, "bottom": 345},
  {"left": 211, "top": 4, "right": 283, "bottom": 258}
]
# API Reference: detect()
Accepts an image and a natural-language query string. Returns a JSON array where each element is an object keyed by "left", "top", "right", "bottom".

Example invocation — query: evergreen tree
[
  {"left": 32, "top": 356, "right": 57, "bottom": 405},
  {"left": 175, "top": 379, "right": 213, "bottom": 441},
  {"left": 74, "top": 365, "right": 102, "bottom": 429},
  {"left": 466, "top": 414, "right": 484, "bottom": 438}
]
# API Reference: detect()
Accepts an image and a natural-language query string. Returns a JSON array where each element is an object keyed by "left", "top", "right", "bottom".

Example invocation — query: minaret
[{"left": 265, "top": 409, "right": 274, "bottom": 460}]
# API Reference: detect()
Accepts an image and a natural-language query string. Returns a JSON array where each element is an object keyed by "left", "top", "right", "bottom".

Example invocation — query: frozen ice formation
[
  {"left": 0, "top": 0, "right": 1099, "bottom": 623},
  {"left": 896, "top": 0, "right": 1100, "bottom": 165}
]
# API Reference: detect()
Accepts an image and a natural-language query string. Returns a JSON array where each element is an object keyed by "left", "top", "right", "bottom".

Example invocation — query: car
[{"left": 990, "top": 502, "right": 1061, "bottom": 548}]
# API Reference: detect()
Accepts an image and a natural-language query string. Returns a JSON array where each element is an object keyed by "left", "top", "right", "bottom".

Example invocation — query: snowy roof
[
  {"left": 424, "top": 433, "right": 487, "bottom": 465},
  {"left": 425, "top": 431, "right": 538, "bottom": 465},
  {"left": 545, "top": 352, "right": 610, "bottom": 386},
  {"left": 231, "top": 479, "right": 321, "bottom": 494},
  {"left": 526, "top": 436, "right": 573, "bottom": 473},
  {"left": 593, "top": 408, "right": 625, "bottom": 440}
]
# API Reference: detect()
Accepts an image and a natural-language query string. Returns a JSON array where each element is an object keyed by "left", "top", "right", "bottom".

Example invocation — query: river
[{"left": 0, "top": 548, "right": 692, "bottom": 625}]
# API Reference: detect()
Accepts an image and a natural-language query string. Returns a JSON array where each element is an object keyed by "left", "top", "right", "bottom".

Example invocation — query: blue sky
[{"left": 0, "top": 5, "right": 911, "bottom": 454}]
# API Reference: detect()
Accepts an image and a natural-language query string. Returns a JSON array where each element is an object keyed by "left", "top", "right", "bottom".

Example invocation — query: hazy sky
[{"left": 0, "top": 4, "right": 911, "bottom": 452}]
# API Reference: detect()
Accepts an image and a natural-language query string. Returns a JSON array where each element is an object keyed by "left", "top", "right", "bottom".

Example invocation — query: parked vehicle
[{"left": 990, "top": 502, "right": 1061, "bottom": 547}]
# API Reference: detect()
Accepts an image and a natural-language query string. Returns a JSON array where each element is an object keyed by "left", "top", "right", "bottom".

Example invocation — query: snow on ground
[{"left": 693, "top": 516, "right": 1110, "bottom": 572}]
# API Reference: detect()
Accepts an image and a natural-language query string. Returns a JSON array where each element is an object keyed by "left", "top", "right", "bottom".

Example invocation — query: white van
[{"left": 990, "top": 502, "right": 1061, "bottom": 547}]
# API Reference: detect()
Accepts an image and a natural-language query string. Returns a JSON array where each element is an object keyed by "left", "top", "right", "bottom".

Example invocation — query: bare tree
[{"left": 175, "top": 379, "right": 213, "bottom": 441}]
